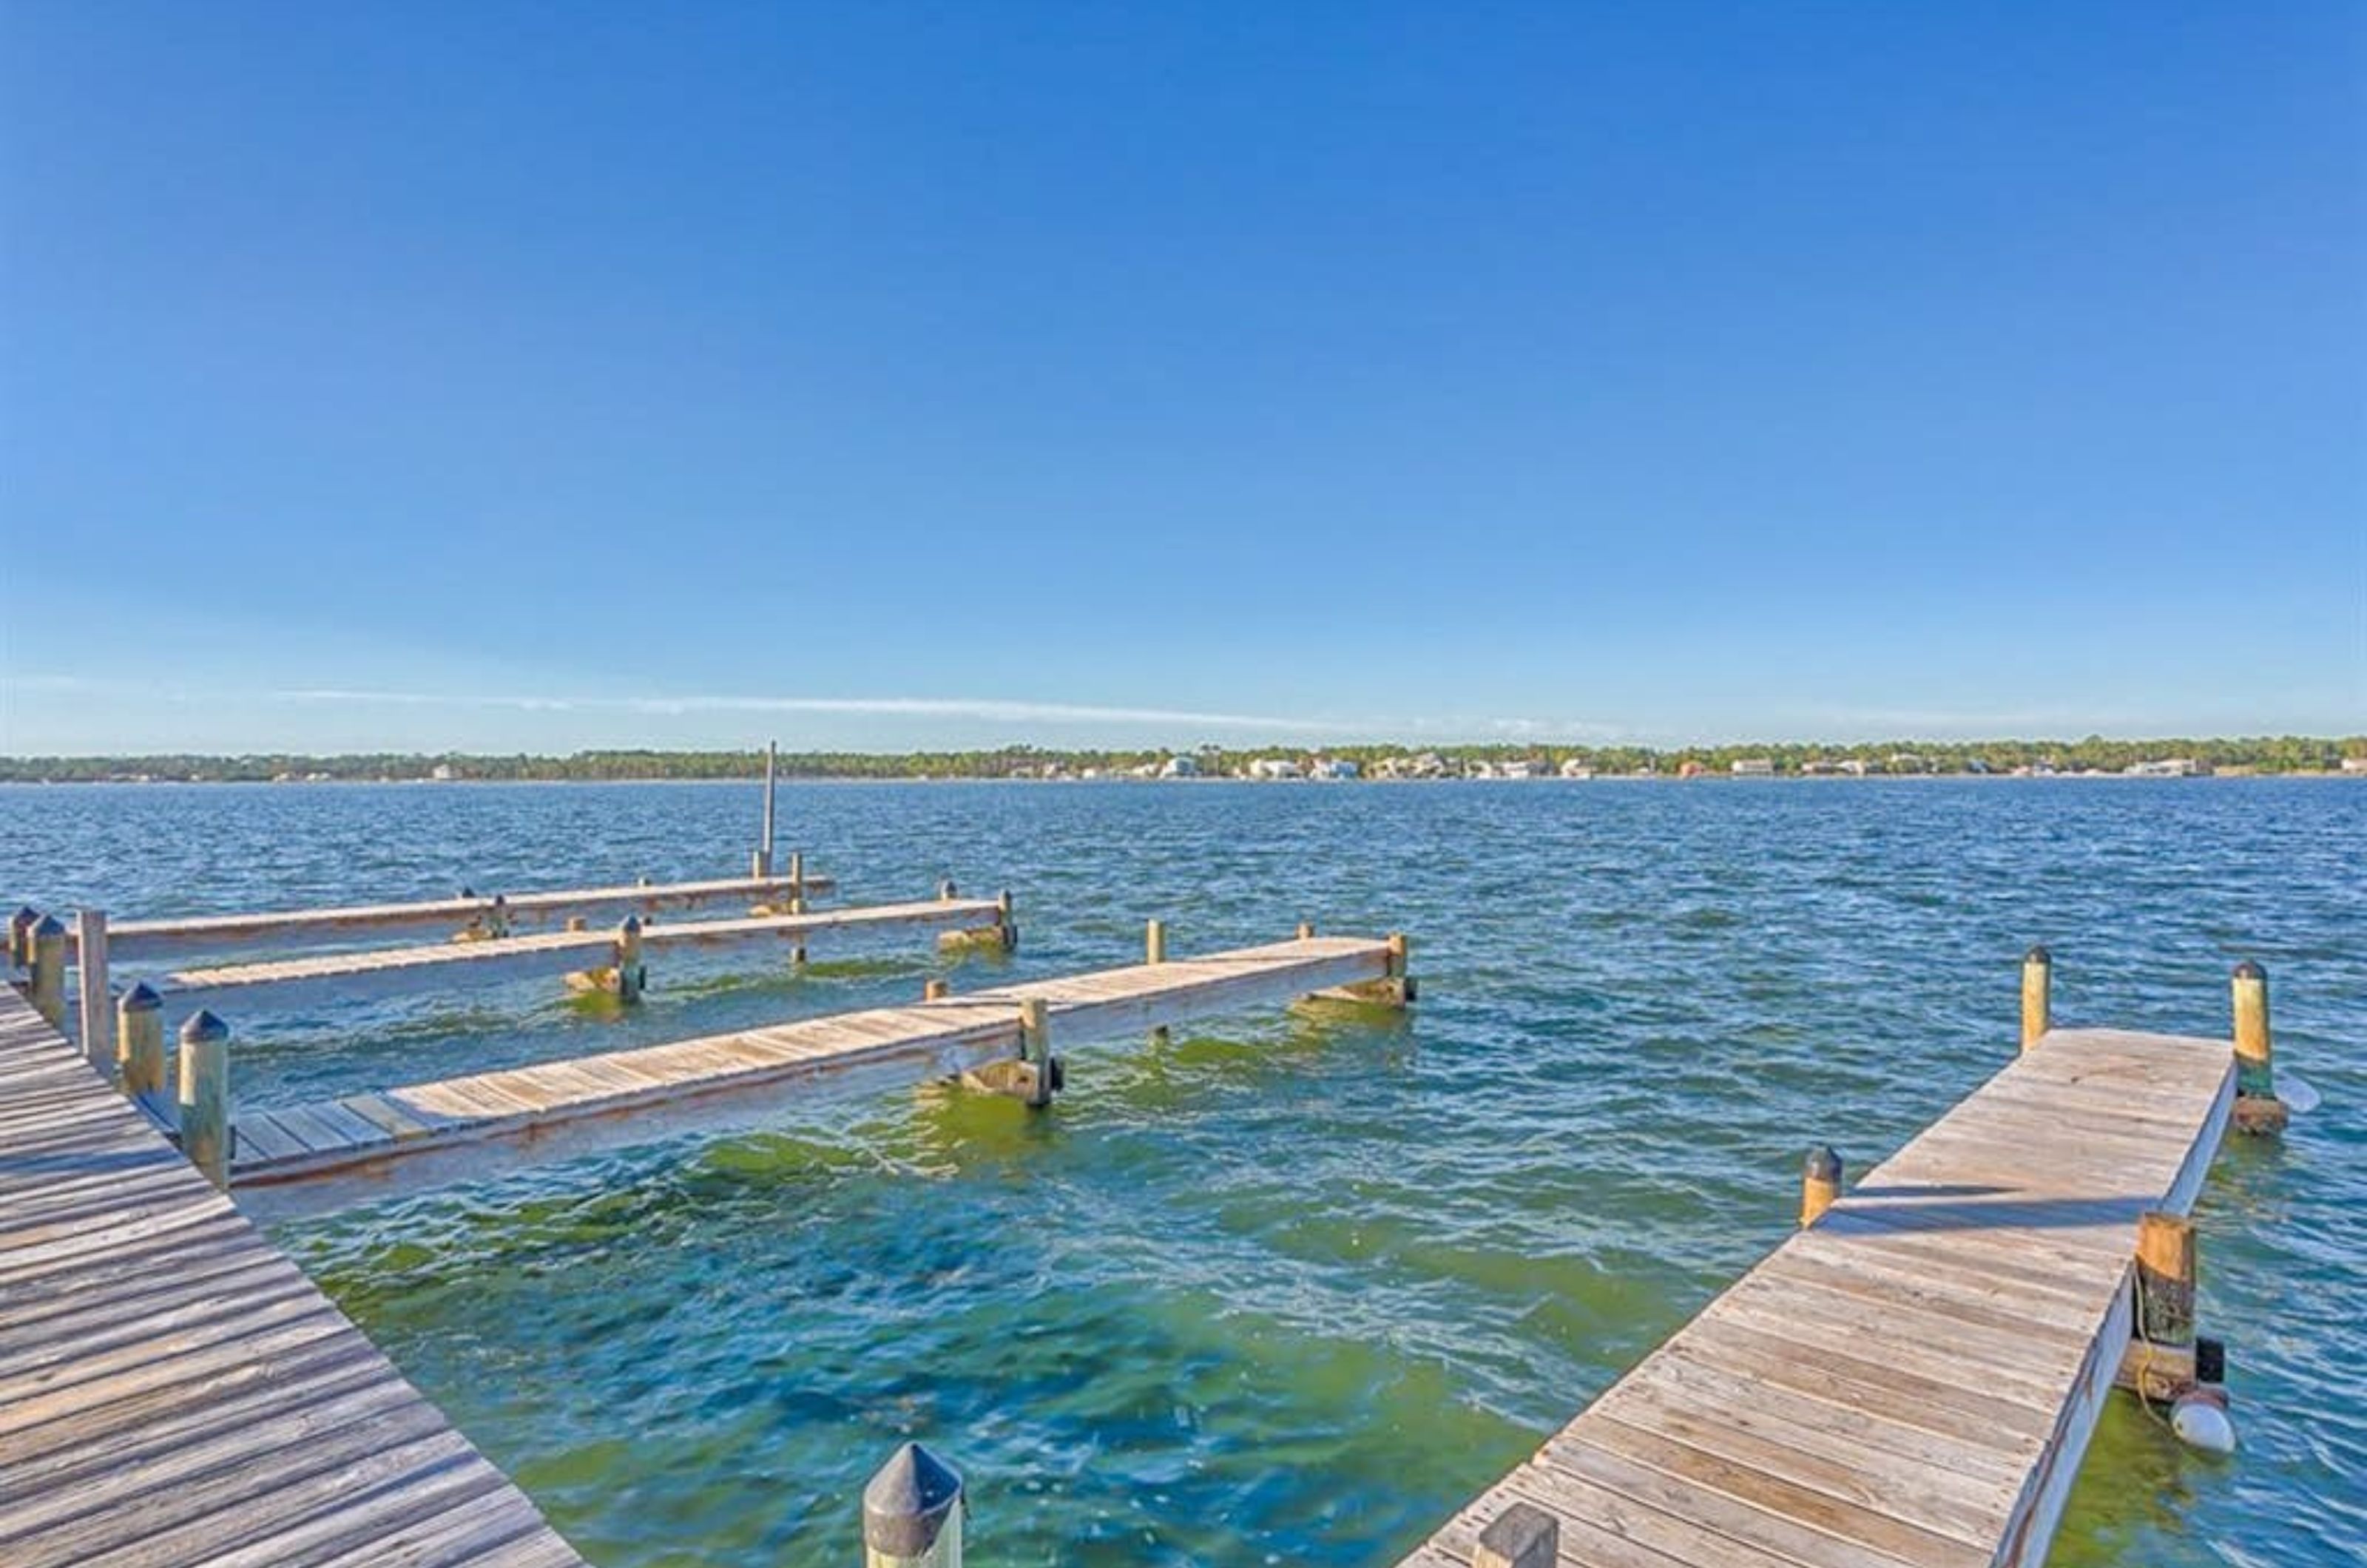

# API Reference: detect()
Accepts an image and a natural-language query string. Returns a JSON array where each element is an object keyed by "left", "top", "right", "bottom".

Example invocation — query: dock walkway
[
  {"left": 0, "top": 987, "right": 585, "bottom": 1568},
  {"left": 87, "top": 872, "right": 839, "bottom": 962},
  {"left": 1399, "top": 1026, "right": 2235, "bottom": 1568},
  {"left": 229, "top": 934, "right": 1401, "bottom": 1214},
  {"left": 149, "top": 896, "right": 1004, "bottom": 1023}
]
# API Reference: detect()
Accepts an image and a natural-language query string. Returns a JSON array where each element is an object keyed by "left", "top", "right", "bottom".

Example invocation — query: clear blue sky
[{"left": 3, "top": 1, "right": 2360, "bottom": 753}]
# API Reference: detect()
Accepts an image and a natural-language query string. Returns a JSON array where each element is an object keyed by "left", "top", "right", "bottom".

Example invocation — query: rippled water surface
[{"left": 4, "top": 779, "right": 2361, "bottom": 1565}]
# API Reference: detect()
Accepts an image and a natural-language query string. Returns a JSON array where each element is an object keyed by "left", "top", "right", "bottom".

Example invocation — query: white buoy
[
  {"left": 2171, "top": 1391, "right": 2237, "bottom": 1456},
  {"left": 2280, "top": 1074, "right": 2322, "bottom": 1115}
]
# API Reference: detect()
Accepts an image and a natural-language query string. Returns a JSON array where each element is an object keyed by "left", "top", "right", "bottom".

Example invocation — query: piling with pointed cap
[
  {"left": 1800, "top": 1145, "right": 1843, "bottom": 1227},
  {"left": 1473, "top": 1501, "right": 1559, "bottom": 1568},
  {"left": 28, "top": 915, "right": 67, "bottom": 1027},
  {"left": 74, "top": 909, "right": 112, "bottom": 1068},
  {"left": 178, "top": 1010, "right": 232, "bottom": 1189},
  {"left": 2020, "top": 944, "right": 2051, "bottom": 1051},
  {"left": 612, "top": 915, "right": 646, "bottom": 1003},
  {"left": 2230, "top": 959, "right": 2286, "bottom": 1134},
  {"left": 9, "top": 905, "right": 39, "bottom": 969},
  {"left": 118, "top": 983, "right": 165, "bottom": 1098},
  {"left": 862, "top": 1442, "right": 964, "bottom": 1568}
]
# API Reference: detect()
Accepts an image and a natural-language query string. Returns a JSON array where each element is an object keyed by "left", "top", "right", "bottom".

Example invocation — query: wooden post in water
[
  {"left": 1800, "top": 1145, "right": 1843, "bottom": 1227},
  {"left": 613, "top": 915, "right": 646, "bottom": 1003},
  {"left": 178, "top": 1010, "right": 232, "bottom": 1189},
  {"left": 1297, "top": 920, "right": 1314, "bottom": 940},
  {"left": 1019, "top": 996, "right": 1055, "bottom": 1108},
  {"left": 1146, "top": 919, "right": 1167, "bottom": 964},
  {"left": 2124, "top": 1209, "right": 2235, "bottom": 1450},
  {"left": 118, "top": 983, "right": 165, "bottom": 1100},
  {"left": 2020, "top": 944, "right": 2051, "bottom": 1051},
  {"left": 1473, "top": 1501, "right": 1559, "bottom": 1568},
  {"left": 862, "top": 1442, "right": 963, "bottom": 1568},
  {"left": 923, "top": 979, "right": 950, "bottom": 1001},
  {"left": 754, "top": 740, "right": 778, "bottom": 878},
  {"left": 74, "top": 909, "right": 112, "bottom": 1068},
  {"left": 938, "top": 879, "right": 956, "bottom": 902},
  {"left": 2230, "top": 959, "right": 2286, "bottom": 1134},
  {"left": 27, "top": 915, "right": 67, "bottom": 1027},
  {"left": 9, "top": 905, "right": 38, "bottom": 970},
  {"left": 996, "top": 889, "right": 1016, "bottom": 951},
  {"left": 789, "top": 850, "right": 807, "bottom": 912}
]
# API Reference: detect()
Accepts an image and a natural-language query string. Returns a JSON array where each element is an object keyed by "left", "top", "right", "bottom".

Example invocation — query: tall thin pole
[{"left": 757, "top": 740, "right": 778, "bottom": 878}]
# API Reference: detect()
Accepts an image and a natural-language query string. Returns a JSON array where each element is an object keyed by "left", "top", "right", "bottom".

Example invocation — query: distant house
[
  {"left": 1158, "top": 755, "right": 1199, "bottom": 779},
  {"left": 1886, "top": 754, "right": 1928, "bottom": 775},
  {"left": 429, "top": 763, "right": 457, "bottom": 782},
  {"left": 1559, "top": 759, "right": 1594, "bottom": 780},
  {"left": 2343, "top": 757, "right": 2367, "bottom": 774},
  {"left": 1309, "top": 758, "right": 1360, "bottom": 781},
  {"left": 1731, "top": 758, "right": 1775, "bottom": 777},
  {"left": 1499, "top": 759, "right": 1541, "bottom": 780},
  {"left": 1678, "top": 760, "right": 1706, "bottom": 779},
  {"left": 1247, "top": 757, "right": 1302, "bottom": 780},
  {"left": 2125, "top": 758, "right": 2207, "bottom": 778}
]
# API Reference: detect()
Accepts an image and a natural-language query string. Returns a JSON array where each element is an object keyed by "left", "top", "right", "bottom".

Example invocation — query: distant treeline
[{"left": 3, "top": 734, "right": 2363, "bottom": 783}]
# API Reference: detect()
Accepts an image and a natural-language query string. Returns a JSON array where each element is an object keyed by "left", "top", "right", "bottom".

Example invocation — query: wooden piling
[
  {"left": 789, "top": 851, "right": 806, "bottom": 910},
  {"left": 118, "top": 982, "right": 165, "bottom": 1099},
  {"left": 996, "top": 889, "right": 1016, "bottom": 950},
  {"left": 178, "top": 1010, "right": 232, "bottom": 1189},
  {"left": 8, "top": 905, "right": 38, "bottom": 969},
  {"left": 924, "top": 979, "right": 950, "bottom": 1001},
  {"left": 1147, "top": 919, "right": 1167, "bottom": 964},
  {"left": 862, "top": 1442, "right": 963, "bottom": 1568},
  {"left": 613, "top": 915, "right": 646, "bottom": 1003},
  {"left": 27, "top": 915, "right": 67, "bottom": 1027},
  {"left": 1297, "top": 920, "right": 1314, "bottom": 940},
  {"left": 2230, "top": 959, "right": 2286, "bottom": 1133},
  {"left": 1019, "top": 995, "right": 1054, "bottom": 1108},
  {"left": 938, "top": 879, "right": 957, "bottom": 902},
  {"left": 755, "top": 740, "right": 777, "bottom": 877},
  {"left": 2020, "top": 944, "right": 2051, "bottom": 1051},
  {"left": 2118, "top": 1210, "right": 2203, "bottom": 1402},
  {"left": 1473, "top": 1501, "right": 1559, "bottom": 1568},
  {"left": 1800, "top": 1144, "right": 1842, "bottom": 1227},
  {"left": 74, "top": 908, "right": 112, "bottom": 1068}
]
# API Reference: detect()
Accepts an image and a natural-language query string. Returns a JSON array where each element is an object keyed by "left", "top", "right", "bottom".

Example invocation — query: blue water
[{"left": 4, "top": 779, "right": 2360, "bottom": 1564}]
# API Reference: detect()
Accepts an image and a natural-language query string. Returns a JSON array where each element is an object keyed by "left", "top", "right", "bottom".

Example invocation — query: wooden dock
[
  {"left": 1399, "top": 1024, "right": 2238, "bottom": 1568},
  {"left": 0, "top": 985, "right": 586, "bottom": 1567},
  {"left": 227, "top": 933, "right": 1405, "bottom": 1217},
  {"left": 146, "top": 895, "right": 1007, "bottom": 1025},
  {"left": 82, "top": 871, "right": 840, "bottom": 962}
]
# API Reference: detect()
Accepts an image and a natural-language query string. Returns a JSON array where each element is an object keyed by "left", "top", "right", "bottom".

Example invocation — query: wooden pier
[
  {"left": 0, "top": 986, "right": 585, "bottom": 1567},
  {"left": 145, "top": 895, "right": 1008, "bottom": 1027},
  {"left": 227, "top": 933, "right": 1407, "bottom": 1217},
  {"left": 80, "top": 871, "right": 840, "bottom": 962},
  {"left": 1399, "top": 1021, "right": 2241, "bottom": 1568}
]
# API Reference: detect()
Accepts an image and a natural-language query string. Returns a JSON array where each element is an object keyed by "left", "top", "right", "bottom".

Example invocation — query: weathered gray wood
[
  {"left": 175, "top": 1010, "right": 232, "bottom": 1189},
  {"left": 73, "top": 909, "right": 111, "bottom": 1069},
  {"left": 0, "top": 987, "right": 583, "bottom": 1567},
  {"left": 1393, "top": 1026, "right": 2238, "bottom": 1568},
  {"left": 27, "top": 916, "right": 67, "bottom": 1027}
]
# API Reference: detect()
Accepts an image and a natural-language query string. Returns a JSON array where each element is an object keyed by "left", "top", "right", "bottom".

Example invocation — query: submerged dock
[
  {"left": 0, "top": 987, "right": 585, "bottom": 1568},
  {"left": 1399, "top": 1013, "right": 2245, "bottom": 1568}
]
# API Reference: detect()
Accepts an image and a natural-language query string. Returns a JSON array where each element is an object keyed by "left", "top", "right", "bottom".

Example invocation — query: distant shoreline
[{"left": 1, "top": 734, "right": 2360, "bottom": 787}]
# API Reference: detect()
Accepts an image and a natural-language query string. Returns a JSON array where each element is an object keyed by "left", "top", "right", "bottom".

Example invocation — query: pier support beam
[
  {"left": 936, "top": 888, "right": 1016, "bottom": 954},
  {"left": 2021, "top": 944, "right": 2050, "bottom": 1050},
  {"left": 178, "top": 1010, "right": 232, "bottom": 1189},
  {"left": 2230, "top": 960, "right": 2286, "bottom": 1135},
  {"left": 862, "top": 1443, "right": 963, "bottom": 1568},
  {"left": 119, "top": 983, "right": 165, "bottom": 1102},
  {"left": 1800, "top": 1145, "right": 1843, "bottom": 1227},
  {"left": 2118, "top": 1210, "right": 2235, "bottom": 1453},
  {"left": 27, "top": 916, "right": 67, "bottom": 1027},
  {"left": 75, "top": 908, "right": 112, "bottom": 1068},
  {"left": 8, "top": 905, "right": 38, "bottom": 970},
  {"left": 1473, "top": 1501, "right": 1559, "bottom": 1568}
]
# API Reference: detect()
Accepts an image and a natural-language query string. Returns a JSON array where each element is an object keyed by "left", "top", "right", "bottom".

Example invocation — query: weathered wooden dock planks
[
  {"left": 146, "top": 896, "right": 1006, "bottom": 1024},
  {"left": 228, "top": 934, "right": 1402, "bottom": 1216},
  {"left": 0, "top": 986, "right": 586, "bottom": 1567},
  {"left": 1397, "top": 1026, "right": 2237, "bottom": 1568},
  {"left": 84, "top": 871, "right": 840, "bottom": 962}
]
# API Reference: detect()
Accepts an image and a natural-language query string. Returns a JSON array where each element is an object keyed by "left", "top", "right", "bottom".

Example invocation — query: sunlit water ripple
[{"left": 4, "top": 779, "right": 2360, "bottom": 1565}]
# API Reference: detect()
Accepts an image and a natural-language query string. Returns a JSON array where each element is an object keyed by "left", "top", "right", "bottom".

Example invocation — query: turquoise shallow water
[{"left": 4, "top": 778, "right": 2361, "bottom": 1565}]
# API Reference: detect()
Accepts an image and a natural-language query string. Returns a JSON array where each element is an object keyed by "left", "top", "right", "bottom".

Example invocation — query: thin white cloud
[{"left": 268, "top": 687, "right": 1371, "bottom": 733}]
